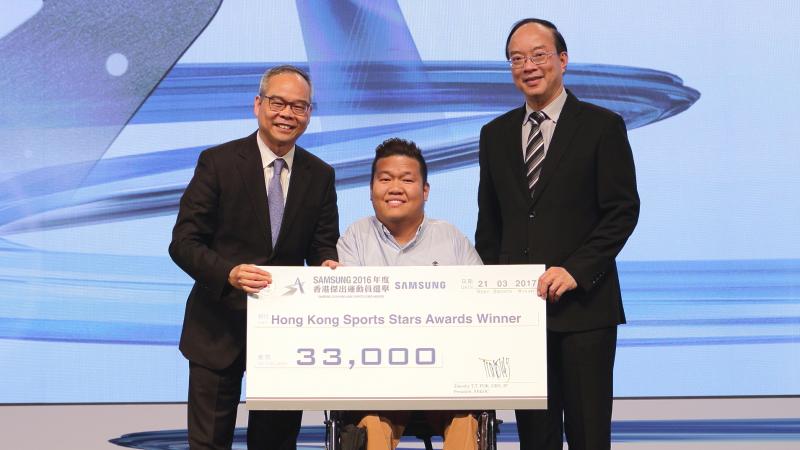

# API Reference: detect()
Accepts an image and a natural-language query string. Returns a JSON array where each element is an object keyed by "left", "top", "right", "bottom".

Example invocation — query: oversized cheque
[{"left": 246, "top": 264, "right": 547, "bottom": 410}]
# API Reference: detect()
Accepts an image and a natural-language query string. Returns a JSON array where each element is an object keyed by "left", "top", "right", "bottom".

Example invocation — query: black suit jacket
[
  {"left": 169, "top": 132, "right": 339, "bottom": 369},
  {"left": 476, "top": 91, "right": 639, "bottom": 332}
]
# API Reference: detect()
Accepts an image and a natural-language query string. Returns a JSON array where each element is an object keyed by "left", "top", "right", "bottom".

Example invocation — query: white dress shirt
[
  {"left": 521, "top": 87, "right": 568, "bottom": 159},
  {"left": 256, "top": 132, "right": 294, "bottom": 204}
]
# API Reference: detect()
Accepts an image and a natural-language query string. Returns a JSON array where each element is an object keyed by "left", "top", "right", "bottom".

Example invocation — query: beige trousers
[{"left": 356, "top": 411, "right": 477, "bottom": 450}]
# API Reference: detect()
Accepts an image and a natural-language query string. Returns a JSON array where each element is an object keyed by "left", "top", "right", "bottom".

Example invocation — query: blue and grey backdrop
[{"left": 0, "top": 0, "right": 798, "bottom": 409}]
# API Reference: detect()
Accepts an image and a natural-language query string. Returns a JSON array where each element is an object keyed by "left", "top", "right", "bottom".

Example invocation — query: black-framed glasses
[
  {"left": 260, "top": 95, "right": 311, "bottom": 116},
  {"left": 508, "top": 51, "right": 556, "bottom": 68}
]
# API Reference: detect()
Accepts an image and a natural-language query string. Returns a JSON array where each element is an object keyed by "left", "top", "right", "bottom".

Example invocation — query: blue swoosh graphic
[
  {"left": 108, "top": 419, "right": 800, "bottom": 449},
  {"left": 0, "top": 0, "right": 699, "bottom": 235},
  {"left": 1, "top": 256, "right": 797, "bottom": 348},
  {"left": 0, "top": 61, "right": 698, "bottom": 234}
]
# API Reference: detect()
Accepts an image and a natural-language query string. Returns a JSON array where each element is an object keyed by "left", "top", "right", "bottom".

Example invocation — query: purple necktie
[{"left": 268, "top": 158, "right": 285, "bottom": 246}]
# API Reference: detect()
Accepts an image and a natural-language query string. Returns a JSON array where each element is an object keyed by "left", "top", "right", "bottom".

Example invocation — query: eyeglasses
[
  {"left": 508, "top": 51, "right": 556, "bottom": 68},
  {"left": 260, "top": 95, "right": 311, "bottom": 116}
]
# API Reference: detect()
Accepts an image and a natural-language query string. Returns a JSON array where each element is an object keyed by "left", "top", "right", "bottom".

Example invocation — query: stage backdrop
[{"left": 1, "top": 0, "right": 798, "bottom": 403}]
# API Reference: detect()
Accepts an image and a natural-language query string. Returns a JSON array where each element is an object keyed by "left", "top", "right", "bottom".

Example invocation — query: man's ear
[{"left": 559, "top": 51, "right": 568, "bottom": 74}]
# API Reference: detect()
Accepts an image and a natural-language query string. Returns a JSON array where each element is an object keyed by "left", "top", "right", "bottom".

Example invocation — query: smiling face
[
  {"left": 508, "top": 22, "right": 568, "bottom": 110},
  {"left": 371, "top": 155, "right": 429, "bottom": 233},
  {"left": 253, "top": 72, "right": 311, "bottom": 156}
]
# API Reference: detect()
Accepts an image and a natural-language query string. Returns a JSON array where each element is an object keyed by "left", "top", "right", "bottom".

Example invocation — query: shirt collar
[
  {"left": 375, "top": 215, "right": 428, "bottom": 249},
  {"left": 256, "top": 132, "right": 295, "bottom": 171},
  {"left": 523, "top": 87, "right": 568, "bottom": 125}
]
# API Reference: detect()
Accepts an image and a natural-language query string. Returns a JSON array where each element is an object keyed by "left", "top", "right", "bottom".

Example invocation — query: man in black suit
[
  {"left": 169, "top": 65, "right": 339, "bottom": 450},
  {"left": 475, "top": 19, "right": 640, "bottom": 450}
]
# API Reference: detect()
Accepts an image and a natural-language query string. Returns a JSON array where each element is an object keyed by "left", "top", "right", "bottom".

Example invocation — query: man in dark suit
[
  {"left": 475, "top": 19, "right": 640, "bottom": 450},
  {"left": 169, "top": 65, "right": 339, "bottom": 450}
]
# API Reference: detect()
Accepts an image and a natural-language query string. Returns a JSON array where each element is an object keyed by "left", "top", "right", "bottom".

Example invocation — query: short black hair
[
  {"left": 370, "top": 138, "right": 428, "bottom": 185},
  {"left": 505, "top": 18, "right": 568, "bottom": 59}
]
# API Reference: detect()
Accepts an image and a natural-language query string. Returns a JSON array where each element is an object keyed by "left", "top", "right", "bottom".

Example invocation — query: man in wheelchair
[{"left": 335, "top": 137, "right": 483, "bottom": 450}]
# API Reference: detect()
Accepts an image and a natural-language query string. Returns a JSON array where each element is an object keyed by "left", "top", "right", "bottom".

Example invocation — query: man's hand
[
  {"left": 321, "top": 259, "right": 339, "bottom": 269},
  {"left": 537, "top": 267, "right": 577, "bottom": 302},
  {"left": 228, "top": 264, "right": 271, "bottom": 293}
]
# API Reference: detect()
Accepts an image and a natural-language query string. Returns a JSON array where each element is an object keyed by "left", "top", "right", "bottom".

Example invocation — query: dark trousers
[
  {"left": 188, "top": 352, "right": 302, "bottom": 450},
  {"left": 516, "top": 326, "right": 617, "bottom": 450}
]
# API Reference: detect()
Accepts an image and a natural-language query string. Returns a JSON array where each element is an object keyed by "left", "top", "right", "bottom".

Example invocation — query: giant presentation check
[{"left": 246, "top": 265, "right": 546, "bottom": 410}]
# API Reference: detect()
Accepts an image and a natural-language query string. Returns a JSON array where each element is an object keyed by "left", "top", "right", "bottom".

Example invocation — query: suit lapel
[
  {"left": 531, "top": 92, "right": 582, "bottom": 206},
  {"left": 504, "top": 106, "right": 532, "bottom": 201},
  {"left": 278, "top": 146, "right": 312, "bottom": 248},
  {"left": 236, "top": 132, "right": 272, "bottom": 251}
]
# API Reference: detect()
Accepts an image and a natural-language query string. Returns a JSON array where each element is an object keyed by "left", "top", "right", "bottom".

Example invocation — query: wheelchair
[{"left": 324, "top": 410, "right": 501, "bottom": 450}]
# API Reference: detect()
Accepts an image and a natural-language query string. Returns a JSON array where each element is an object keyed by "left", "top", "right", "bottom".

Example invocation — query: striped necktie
[{"left": 525, "top": 111, "right": 548, "bottom": 195}]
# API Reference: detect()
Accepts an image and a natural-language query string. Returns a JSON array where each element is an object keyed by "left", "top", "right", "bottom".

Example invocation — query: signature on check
[{"left": 479, "top": 356, "right": 511, "bottom": 382}]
